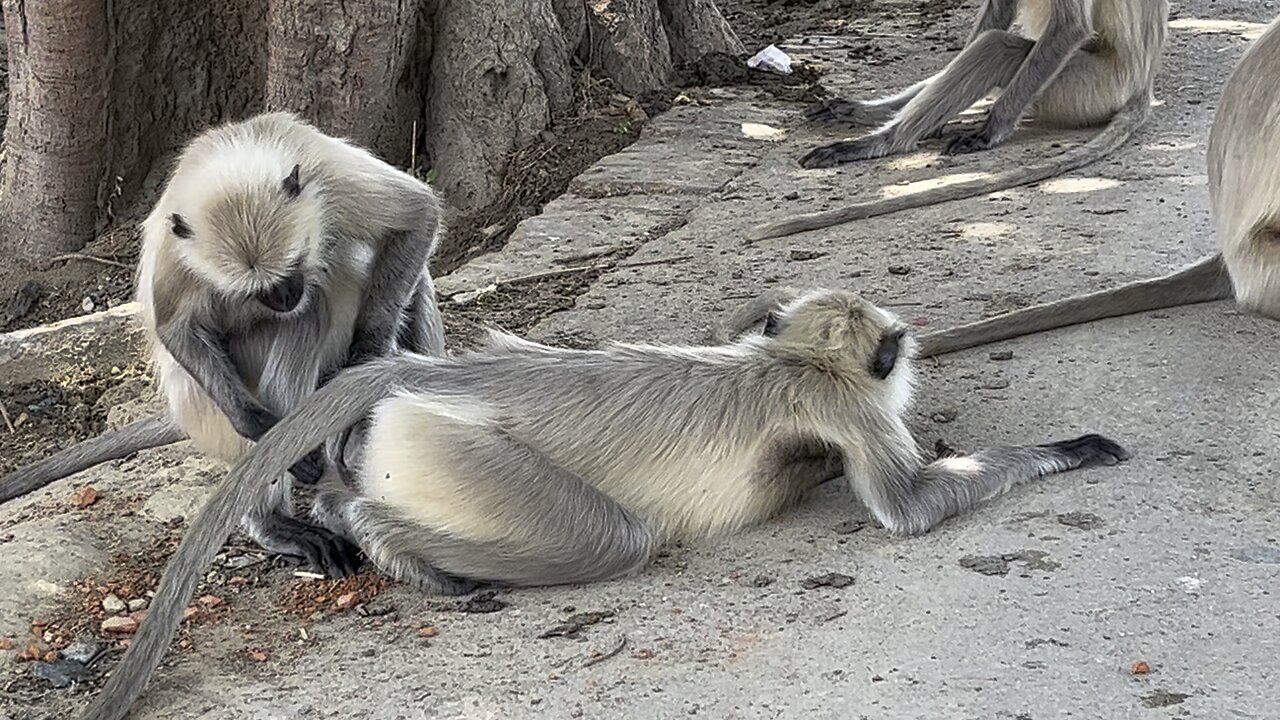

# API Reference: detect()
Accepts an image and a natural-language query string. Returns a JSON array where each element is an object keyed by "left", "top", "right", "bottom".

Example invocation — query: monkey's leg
[
  {"left": 945, "top": 6, "right": 1092, "bottom": 154},
  {"left": 800, "top": 31, "right": 1034, "bottom": 167},
  {"left": 860, "top": 432, "right": 1130, "bottom": 536},
  {"left": 348, "top": 395, "right": 657, "bottom": 591},
  {"left": 807, "top": 0, "right": 1020, "bottom": 126}
]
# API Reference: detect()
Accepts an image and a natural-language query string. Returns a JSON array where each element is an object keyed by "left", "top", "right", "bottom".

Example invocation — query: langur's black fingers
[
  {"left": 1043, "top": 434, "right": 1132, "bottom": 467},
  {"left": 301, "top": 528, "right": 362, "bottom": 578},
  {"left": 804, "top": 98, "right": 869, "bottom": 124},
  {"left": 241, "top": 405, "right": 279, "bottom": 440},
  {"left": 799, "top": 140, "right": 874, "bottom": 168},
  {"left": 944, "top": 130, "right": 998, "bottom": 155},
  {"left": 331, "top": 536, "right": 364, "bottom": 578},
  {"left": 288, "top": 448, "right": 326, "bottom": 484},
  {"left": 804, "top": 99, "right": 839, "bottom": 122}
]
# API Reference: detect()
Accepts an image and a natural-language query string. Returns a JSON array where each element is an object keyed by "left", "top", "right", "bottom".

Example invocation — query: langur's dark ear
[
  {"left": 761, "top": 311, "right": 782, "bottom": 338},
  {"left": 170, "top": 213, "right": 193, "bottom": 239},
  {"left": 282, "top": 164, "right": 302, "bottom": 199}
]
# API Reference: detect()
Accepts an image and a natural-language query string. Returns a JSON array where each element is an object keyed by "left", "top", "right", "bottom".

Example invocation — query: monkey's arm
[
  {"left": 840, "top": 421, "right": 1129, "bottom": 535},
  {"left": 157, "top": 319, "right": 321, "bottom": 482},
  {"left": 347, "top": 176, "right": 443, "bottom": 364},
  {"left": 704, "top": 287, "right": 801, "bottom": 343},
  {"left": 348, "top": 230, "right": 432, "bottom": 363}
]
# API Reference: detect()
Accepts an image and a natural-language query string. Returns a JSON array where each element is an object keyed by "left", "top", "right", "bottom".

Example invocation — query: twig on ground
[
  {"left": 582, "top": 635, "right": 628, "bottom": 668},
  {"left": 0, "top": 403, "right": 14, "bottom": 434},
  {"left": 448, "top": 255, "right": 693, "bottom": 300},
  {"left": 50, "top": 253, "right": 131, "bottom": 270}
]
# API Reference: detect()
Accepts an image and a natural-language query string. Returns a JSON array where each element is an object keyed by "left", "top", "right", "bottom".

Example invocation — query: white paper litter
[
  {"left": 747, "top": 44, "right": 792, "bottom": 75},
  {"left": 740, "top": 122, "right": 786, "bottom": 141}
]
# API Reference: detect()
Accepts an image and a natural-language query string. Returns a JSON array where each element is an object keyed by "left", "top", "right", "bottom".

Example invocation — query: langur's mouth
[{"left": 257, "top": 272, "right": 307, "bottom": 313}]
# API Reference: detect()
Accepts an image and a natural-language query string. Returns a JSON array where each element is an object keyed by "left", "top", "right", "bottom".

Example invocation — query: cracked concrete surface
[{"left": 3, "top": 2, "right": 1279, "bottom": 718}]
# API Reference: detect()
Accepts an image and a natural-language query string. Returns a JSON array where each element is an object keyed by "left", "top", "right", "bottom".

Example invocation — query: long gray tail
[
  {"left": 79, "top": 355, "right": 429, "bottom": 720},
  {"left": 704, "top": 287, "right": 802, "bottom": 344},
  {"left": 747, "top": 91, "right": 1154, "bottom": 242},
  {"left": 1, "top": 413, "right": 185, "bottom": 504},
  {"left": 915, "top": 253, "right": 1233, "bottom": 358}
]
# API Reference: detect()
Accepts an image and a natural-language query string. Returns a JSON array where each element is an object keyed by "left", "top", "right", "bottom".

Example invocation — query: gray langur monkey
[
  {"left": 900, "top": 13, "right": 1280, "bottom": 359},
  {"left": 79, "top": 288, "right": 1129, "bottom": 720},
  {"left": 748, "top": 0, "right": 1168, "bottom": 242},
  {"left": 0, "top": 112, "right": 447, "bottom": 576}
]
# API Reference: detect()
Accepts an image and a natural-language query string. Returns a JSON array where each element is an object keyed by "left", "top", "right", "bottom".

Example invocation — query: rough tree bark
[
  {"left": 0, "top": 0, "right": 743, "bottom": 268},
  {"left": 265, "top": 0, "right": 425, "bottom": 165},
  {"left": 0, "top": 0, "right": 108, "bottom": 264}
]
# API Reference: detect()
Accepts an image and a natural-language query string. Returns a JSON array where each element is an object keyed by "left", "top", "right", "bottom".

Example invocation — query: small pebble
[
  {"left": 31, "top": 659, "right": 92, "bottom": 688},
  {"left": 988, "top": 350, "right": 1014, "bottom": 361},
  {"left": 832, "top": 520, "right": 867, "bottom": 535},
  {"left": 127, "top": 598, "right": 148, "bottom": 612},
  {"left": 887, "top": 264, "right": 911, "bottom": 276},
  {"left": 59, "top": 639, "right": 103, "bottom": 664},
  {"left": 801, "top": 572, "right": 855, "bottom": 590},
  {"left": 81, "top": 296, "right": 95, "bottom": 313},
  {"left": 981, "top": 378, "right": 1011, "bottom": 390},
  {"left": 101, "top": 595, "right": 126, "bottom": 615},
  {"left": 100, "top": 616, "right": 139, "bottom": 635}
]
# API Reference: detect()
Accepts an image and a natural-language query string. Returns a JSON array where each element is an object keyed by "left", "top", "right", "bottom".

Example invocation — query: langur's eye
[{"left": 170, "top": 213, "right": 194, "bottom": 239}]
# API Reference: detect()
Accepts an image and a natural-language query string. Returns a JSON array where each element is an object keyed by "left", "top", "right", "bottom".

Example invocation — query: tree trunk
[
  {"left": 0, "top": 0, "right": 109, "bottom": 266},
  {"left": 425, "top": 0, "right": 575, "bottom": 210},
  {"left": 0, "top": 0, "right": 742, "bottom": 269},
  {"left": 0, "top": 0, "right": 266, "bottom": 268},
  {"left": 265, "top": 0, "right": 425, "bottom": 166}
]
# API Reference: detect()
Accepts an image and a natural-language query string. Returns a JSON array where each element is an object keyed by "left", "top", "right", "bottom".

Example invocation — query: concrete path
[{"left": 3, "top": 3, "right": 1277, "bottom": 718}]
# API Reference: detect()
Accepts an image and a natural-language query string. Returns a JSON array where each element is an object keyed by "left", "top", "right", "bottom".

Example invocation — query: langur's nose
[{"left": 258, "top": 273, "right": 305, "bottom": 312}]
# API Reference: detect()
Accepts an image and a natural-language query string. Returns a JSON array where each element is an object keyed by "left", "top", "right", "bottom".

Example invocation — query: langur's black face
[
  {"left": 870, "top": 326, "right": 906, "bottom": 380},
  {"left": 256, "top": 269, "right": 307, "bottom": 313},
  {"left": 174, "top": 162, "right": 320, "bottom": 313}
]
